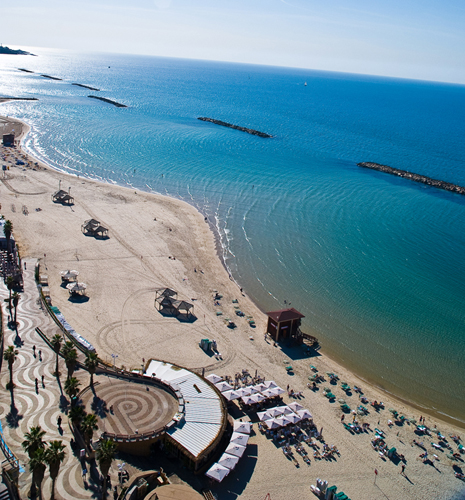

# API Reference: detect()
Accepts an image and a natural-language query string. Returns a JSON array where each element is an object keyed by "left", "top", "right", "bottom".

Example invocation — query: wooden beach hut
[
  {"left": 51, "top": 188, "right": 74, "bottom": 205},
  {"left": 81, "top": 219, "right": 108, "bottom": 238},
  {"left": 266, "top": 308, "right": 304, "bottom": 342}
]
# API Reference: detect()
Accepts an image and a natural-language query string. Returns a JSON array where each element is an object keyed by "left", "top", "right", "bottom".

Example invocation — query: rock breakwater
[
  {"left": 358, "top": 162, "right": 465, "bottom": 196},
  {"left": 73, "top": 83, "right": 100, "bottom": 91},
  {"left": 198, "top": 117, "right": 272, "bottom": 138},
  {"left": 88, "top": 96, "right": 127, "bottom": 108}
]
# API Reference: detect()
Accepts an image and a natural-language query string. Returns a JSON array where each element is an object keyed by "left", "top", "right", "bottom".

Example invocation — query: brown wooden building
[{"left": 266, "top": 308, "right": 305, "bottom": 342}]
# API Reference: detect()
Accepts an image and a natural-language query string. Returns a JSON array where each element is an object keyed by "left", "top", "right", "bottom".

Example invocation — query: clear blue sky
[{"left": 2, "top": 0, "right": 465, "bottom": 83}]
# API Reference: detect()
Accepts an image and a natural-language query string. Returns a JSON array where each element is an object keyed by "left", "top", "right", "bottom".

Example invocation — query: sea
[{"left": 1, "top": 49, "right": 464, "bottom": 426}]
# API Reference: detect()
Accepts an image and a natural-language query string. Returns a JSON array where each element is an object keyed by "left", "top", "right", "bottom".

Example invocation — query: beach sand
[{"left": 1, "top": 113, "right": 464, "bottom": 500}]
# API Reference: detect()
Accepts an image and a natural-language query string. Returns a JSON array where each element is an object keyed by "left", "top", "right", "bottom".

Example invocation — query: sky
[{"left": 2, "top": 0, "right": 465, "bottom": 84}]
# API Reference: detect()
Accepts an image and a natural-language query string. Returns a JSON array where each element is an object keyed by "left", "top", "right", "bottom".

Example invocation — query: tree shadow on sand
[{"left": 6, "top": 393, "right": 23, "bottom": 428}]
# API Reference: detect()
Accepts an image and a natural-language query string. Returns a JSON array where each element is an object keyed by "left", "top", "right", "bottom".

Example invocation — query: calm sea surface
[{"left": 1, "top": 49, "right": 464, "bottom": 424}]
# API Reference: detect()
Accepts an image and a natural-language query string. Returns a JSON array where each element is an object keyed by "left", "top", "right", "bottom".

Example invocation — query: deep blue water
[{"left": 1, "top": 49, "right": 464, "bottom": 424}]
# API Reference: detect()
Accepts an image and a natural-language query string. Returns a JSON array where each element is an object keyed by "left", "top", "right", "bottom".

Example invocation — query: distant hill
[{"left": 0, "top": 45, "right": 36, "bottom": 56}]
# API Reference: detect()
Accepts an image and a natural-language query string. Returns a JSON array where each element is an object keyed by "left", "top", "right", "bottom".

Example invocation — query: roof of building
[
  {"left": 266, "top": 307, "right": 305, "bottom": 323},
  {"left": 145, "top": 361, "right": 224, "bottom": 459}
]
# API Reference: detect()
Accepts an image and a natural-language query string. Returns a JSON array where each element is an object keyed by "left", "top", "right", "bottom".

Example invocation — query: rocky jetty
[
  {"left": 88, "top": 95, "right": 127, "bottom": 108},
  {"left": 0, "top": 97, "right": 38, "bottom": 101},
  {"left": 358, "top": 162, "right": 465, "bottom": 196},
  {"left": 0, "top": 46, "right": 34, "bottom": 56},
  {"left": 73, "top": 83, "right": 100, "bottom": 91},
  {"left": 41, "top": 74, "right": 62, "bottom": 81},
  {"left": 18, "top": 68, "right": 34, "bottom": 73},
  {"left": 198, "top": 117, "right": 272, "bottom": 138}
]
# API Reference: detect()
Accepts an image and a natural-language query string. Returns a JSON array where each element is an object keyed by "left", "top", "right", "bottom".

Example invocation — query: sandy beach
[{"left": 1, "top": 111, "right": 464, "bottom": 500}]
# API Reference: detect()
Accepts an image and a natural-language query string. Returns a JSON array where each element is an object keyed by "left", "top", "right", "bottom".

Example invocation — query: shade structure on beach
[
  {"left": 297, "top": 409, "right": 313, "bottom": 420},
  {"left": 205, "top": 463, "right": 230, "bottom": 482},
  {"left": 279, "top": 406, "right": 294, "bottom": 415},
  {"left": 225, "top": 443, "right": 246, "bottom": 458},
  {"left": 236, "top": 387, "right": 252, "bottom": 397},
  {"left": 222, "top": 390, "right": 241, "bottom": 401},
  {"left": 266, "top": 407, "right": 287, "bottom": 417},
  {"left": 264, "top": 418, "right": 281, "bottom": 429},
  {"left": 273, "top": 386, "right": 286, "bottom": 395},
  {"left": 247, "top": 386, "right": 260, "bottom": 395},
  {"left": 261, "top": 387, "right": 281, "bottom": 398},
  {"left": 217, "top": 453, "right": 240, "bottom": 470},
  {"left": 274, "top": 415, "right": 293, "bottom": 427},
  {"left": 233, "top": 421, "right": 252, "bottom": 434},
  {"left": 288, "top": 402, "right": 304, "bottom": 412},
  {"left": 250, "top": 393, "right": 266, "bottom": 404},
  {"left": 263, "top": 380, "right": 278, "bottom": 388},
  {"left": 66, "top": 282, "right": 87, "bottom": 293},
  {"left": 253, "top": 383, "right": 268, "bottom": 393},
  {"left": 257, "top": 410, "right": 271, "bottom": 421},
  {"left": 241, "top": 396, "right": 256, "bottom": 405},
  {"left": 206, "top": 374, "right": 223, "bottom": 384},
  {"left": 215, "top": 381, "right": 233, "bottom": 393},
  {"left": 230, "top": 432, "right": 249, "bottom": 446},
  {"left": 286, "top": 412, "right": 302, "bottom": 424},
  {"left": 60, "top": 269, "right": 79, "bottom": 280}
]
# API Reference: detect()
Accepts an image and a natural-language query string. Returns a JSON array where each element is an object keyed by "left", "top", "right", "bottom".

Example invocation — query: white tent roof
[
  {"left": 230, "top": 432, "right": 249, "bottom": 446},
  {"left": 288, "top": 402, "right": 305, "bottom": 412},
  {"left": 225, "top": 443, "right": 246, "bottom": 457},
  {"left": 233, "top": 421, "right": 252, "bottom": 434},
  {"left": 217, "top": 453, "right": 240, "bottom": 470},
  {"left": 222, "top": 390, "right": 241, "bottom": 401},
  {"left": 205, "top": 463, "right": 230, "bottom": 482},
  {"left": 215, "top": 381, "right": 233, "bottom": 393},
  {"left": 206, "top": 373, "right": 223, "bottom": 384}
]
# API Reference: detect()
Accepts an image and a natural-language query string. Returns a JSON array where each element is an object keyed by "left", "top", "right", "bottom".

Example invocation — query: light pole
[{"left": 111, "top": 353, "right": 118, "bottom": 368}]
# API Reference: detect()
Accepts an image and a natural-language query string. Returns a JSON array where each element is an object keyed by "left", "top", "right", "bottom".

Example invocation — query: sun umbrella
[
  {"left": 250, "top": 393, "right": 266, "bottom": 403},
  {"left": 263, "top": 380, "right": 278, "bottom": 388},
  {"left": 225, "top": 443, "right": 246, "bottom": 457},
  {"left": 206, "top": 374, "right": 223, "bottom": 384},
  {"left": 215, "top": 381, "right": 233, "bottom": 393},
  {"left": 236, "top": 387, "right": 252, "bottom": 397},
  {"left": 60, "top": 270, "right": 79, "bottom": 280},
  {"left": 286, "top": 412, "right": 302, "bottom": 424},
  {"left": 274, "top": 415, "right": 293, "bottom": 427},
  {"left": 288, "top": 402, "right": 304, "bottom": 412},
  {"left": 266, "top": 407, "right": 286, "bottom": 417},
  {"left": 222, "top": 390, "right": 241, "bottom": 401},
  {"left": 261, "top": 389, "right": 276, "bottom": 398},
  {"left": 273, "top": 386, "right": 286, "bottom": 395},
  {"left": 217, "top": 453, "right": 240, "bottom": 470},
  {"left": 66, "top": 282, "right": 87, "bottom": 292},
  {"left": 297, "top": 409, "right": 313, "bottom": 420},
  {"left": 253, "top": 383, "right": 268, "bottom": 392},
  {"left": 230, "top": 432, "right": 249, "bottom": 446},
  {"left": 247, "top": 386, "right": 260, "bottom": 395},
  {"left": 241, "top": 396, "right": 256, "bottom": 405},
  {"left": 205, "top": 463, "right": 230, "bottom": 482},
  {"left": 257, "top": 410, "right": 271, "bottom": 421},
  {"left": 264, "top": 418, "right": 281, "bottom": 429},
  {"left": 233, "top": 421, "right": 252, "bottom": 434},
  {"left": 280, "top": 406, "right": 294, "bottom": 415}
]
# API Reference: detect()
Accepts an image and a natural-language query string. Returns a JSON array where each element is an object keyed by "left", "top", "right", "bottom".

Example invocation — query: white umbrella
[
  {"left": 286, "top": 412, "right": 302, "bottom": 424},
  {"left": 267, "top": 407, "right": 286, "bottom": 417},
  {"left": 263, "top": 380, "right": 278, "bottom": 388},
  {"left": 288, "top": 402, "right": 305, "bottom": 412},
  {"left": 205, "top": 463, "right": 230, "bottom": 482},
  {"left": 230, "top": 432, "right": 249, "bottom": 446},
  {"left": 241, "top": 396, "right": 256, "bottom": 405},
  {"left": 261, "top": 388, "right": 277, "bottom": 398},
  {"left": 253, "top": 383, "right": 268, "bottom": 392},
  {"left": 280, "top": 406, "right": 294, "bottom": 415},
  {"left": 250, "top": 393, "right": 266, "bottom": 403},
  {"left": 273, "top": 386, "right": 286, "bottom": 395},
  {"left": 274, "top": 415, "right": 293, "bottom": 427},
  {"left": 206, "top": 374, "right": 223, "bottom": 384},
  {"left": 217, "top": 453, "right": 240, "bottom": 470},
  {"left": 215, "top": 381, "right": 233, "bottom": 393},
  {"left": 297, "top": 409, "right": 313, "bottom": 420},
  {"left": 257, "top": 410, "right": 271, "bottom": 421},
  {"left": 247, "top": 386, "right": 260, "bottom": 395},
  {"left": 225, "top": 443, "right": 246, "bottom": 457},
  {"left": 222, "top": 390, "right": 241, "bottom": 401},
  {"left": 236, "top": 387, "right": 252, "bottom": 397},
  {"left": 66, "top": 282, "right": 87, "bottom": 292},
  {"left": 264, "top": 418, "right": 281, "bottom": 429},
  {"left": 233, "top": 421, "right": 252, "bottom": 434},
  {"left": 60, "top": 269, "right": 79, "bottom": 279}
]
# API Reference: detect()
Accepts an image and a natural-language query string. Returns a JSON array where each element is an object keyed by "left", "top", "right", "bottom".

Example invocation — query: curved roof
[{"left": 266, "top": 307, "right": 305, "bottom": 322}]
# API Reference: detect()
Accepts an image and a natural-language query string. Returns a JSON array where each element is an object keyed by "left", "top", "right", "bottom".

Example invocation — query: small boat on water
[{"left": 304, "top": 82, "right": 307, "bottom": 86}]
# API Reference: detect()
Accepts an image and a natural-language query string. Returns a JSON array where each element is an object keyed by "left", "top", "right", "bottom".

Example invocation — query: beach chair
[
  {"left": 285, "top": 365, "right": 293, "bottom": 372},
  {"left": 310, "top": 365, "right": 318, "bottom": 372}
]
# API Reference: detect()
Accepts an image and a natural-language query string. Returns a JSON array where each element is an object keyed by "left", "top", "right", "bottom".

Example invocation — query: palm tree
[
  {"left": 69, "top": 405, "right": 86, "bottom": 428},
  {"left": 84, "top": 352, "right": 99, "bottom": 386},
  {"left": 45, "top": 440, "right": 66, "bottom": 500},
  {"left": 61, "top": 342, "right": 78, "bottom": 379},
  {"left": 64, "top": 377, "right": 81, "bottom": 404},
  {"left": 22, "top": 425, "right": 46, "bottom": 458},
  {"left": 3, "top": 345, "right": 18, "bottom": 390},
  {"left": 29, "top": 447, "right": 47, "bottom": 500},
  {"left": 96, "top": 439, "right": 117, "bottom": 499},
  {"left": 51, "top": 334, "right": 62, "bottom": 376},
  {"left": 4, "top": 219, "right": 12, "bottom": 257},
  {"left": 12, "top": 291, "right": 20, "bottom": 326},
  {"left": 81, "top": 413, "right": 98, "bottom": 448}
]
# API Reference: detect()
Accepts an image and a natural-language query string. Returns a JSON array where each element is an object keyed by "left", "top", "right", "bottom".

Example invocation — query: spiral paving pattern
[{"left": 0, "top": 259, "right": 109, "bottom": 499}]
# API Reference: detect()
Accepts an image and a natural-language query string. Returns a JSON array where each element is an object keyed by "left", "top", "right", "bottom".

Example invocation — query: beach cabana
[
  {"left": 265, "top": 308, "right": 305, "bottom": 342},
  {"left": 66, "top": 282, "right": 87, "bottom": 295},
  {"left": 81, "top": 219, "right": 108, "bottom": 237},
  {"left": 52, "top": 189, "right": 74, "bottom": 205},
  {"left": 60, "top": 269, "right": 79, "bottom": 282}
]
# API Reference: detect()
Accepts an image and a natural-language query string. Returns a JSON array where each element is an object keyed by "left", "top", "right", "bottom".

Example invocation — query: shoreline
[{"left": 1, "top": 108, "right": 463, "bottom": 430}]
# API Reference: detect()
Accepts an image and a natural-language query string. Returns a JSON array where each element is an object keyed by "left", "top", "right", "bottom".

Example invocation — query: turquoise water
[{"left": 1, "top": 50, "right": 464, "bottom": 424}]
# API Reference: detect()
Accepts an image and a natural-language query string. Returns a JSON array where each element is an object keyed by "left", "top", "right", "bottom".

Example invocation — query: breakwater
[
  {"left": 73, "top": 83, "right": 100, "bottom": 91},
  {"left": 198, "top": 117, "right": 272, "bottom": 138},
  {"left": 41, "top": 74, "right": 62, "bottom": 81},
  {"left": 358, "top": 162, "right": 465, "bottom": 196},
  {"left": 88, "top": 95, "right": 127, "bottom": 108},
  {"left": 18, "top": 68, "right": 34, "bottom": 73}
]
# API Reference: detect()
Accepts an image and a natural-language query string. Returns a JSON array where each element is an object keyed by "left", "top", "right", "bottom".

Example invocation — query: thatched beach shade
[
  {"left": 66, "top": 282, "right": 87, "bottom": 295},
  {"left": 52, "top": 189, "right": 74, "bottom": 205},
  {"left": 205, "top": 463, "right": 230, "bottom": 482},
  {"left": 206, "top": 373, "right": 223, "bottom": 384},
  {"left": 60, "top": 269, "right": 79, "bottom": 281},
  {"left": 233, "top": 421, "right": 252, "bottom": 434},
  {"left": 217, "top": 453, "right": 240, "bottom": 470}
]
